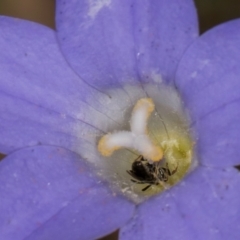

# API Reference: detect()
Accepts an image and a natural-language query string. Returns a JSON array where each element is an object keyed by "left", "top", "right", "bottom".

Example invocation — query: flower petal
[
  {"left": 56, "top": 0, "right": 198, "bottom": 87},
  {"left": 0, "top": 146, "right": 135, "bottom": 240},
  {"left": 119, "top": 166, "right": 240, "bottom": 240},
  {"left": 175, "top": 20, "right": 240, "bottom": 167},
  {"left": 0, "top": 16, "right": 127, "bottom": 154}
]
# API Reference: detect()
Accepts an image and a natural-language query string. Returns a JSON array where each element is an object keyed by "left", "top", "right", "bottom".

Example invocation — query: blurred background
[
  {"left": 0, "top": 0, "right": 240, "bottom": 31},
  {"left": 0, "top": 0, "right": 240, "bottom": 240}
]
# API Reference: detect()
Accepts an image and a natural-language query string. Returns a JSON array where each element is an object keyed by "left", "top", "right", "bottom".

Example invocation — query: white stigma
[{"left": 98, "top": 98, "right": 163, "bottom": 162}]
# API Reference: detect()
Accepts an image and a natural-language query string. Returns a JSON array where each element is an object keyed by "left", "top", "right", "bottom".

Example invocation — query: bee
[{"left": 127, "top": 155, "right": 178, "bottom": 191}]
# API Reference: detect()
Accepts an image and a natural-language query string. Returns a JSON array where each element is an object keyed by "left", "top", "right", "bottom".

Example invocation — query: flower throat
[{"left": 95, "top": 84, "right": 194, "bottom": 203}]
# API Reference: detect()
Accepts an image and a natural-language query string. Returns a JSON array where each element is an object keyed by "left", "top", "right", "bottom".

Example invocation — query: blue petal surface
[
  {"left": 0, "top": 16, "right": 124, "bottom": 154},
  {"left": 56, "top": 0, "right": 198, "bottom": 88},
  {"left": 0, "top": 146, "right": 135, "bottom": 240},
  {"left": 120, "top": 167, "right": 240, "bottom": 240},
  {"left": 175, "top": 20, "right": 240, "bottom": 167}
]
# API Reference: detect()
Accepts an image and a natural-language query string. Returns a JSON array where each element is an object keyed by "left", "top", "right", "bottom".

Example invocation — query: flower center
[{"left": 95, "top": 84, "right": 195, "bottom": 203}]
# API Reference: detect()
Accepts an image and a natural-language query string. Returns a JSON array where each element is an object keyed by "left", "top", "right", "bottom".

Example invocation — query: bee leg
[
  {"left": 170, "top": 164, "right": 178, "bottom": 175},
  {"left": 130, "top": 179, "right": 146, "bottom": 184},
  {"left": 162, "top": 166, "right": 171, "bottom": 176},
  {"left": 130, "top": 179, "right": 139, "bottom": 183},
  {"left": 131, "top": 179, "right": 148, "bottom": 184},
  {"left": 130, "top": 179, "right": 155, "bottom": 187},
  {"left": 164, "top": 163, "right": 178, "bottom": 176},
  {"left": 142, "top": 184, "right": 152, "bottom": 191},
  {"left": 136, "top": 155, "right": 144, "bottom": 162},
  {"left": 127, "top": 170, "right": 139, "bottom": 179},
  {"left": 126, "top": 170, "right": 133, "bottom": 177}
]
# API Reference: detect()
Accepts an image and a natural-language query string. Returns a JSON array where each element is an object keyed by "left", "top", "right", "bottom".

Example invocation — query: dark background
[
  {"left": 0, "top": 0, "right": 240, "bottom": 240},
  {"left": 1, "top": 0, "right": 240, "bottom": 32}
]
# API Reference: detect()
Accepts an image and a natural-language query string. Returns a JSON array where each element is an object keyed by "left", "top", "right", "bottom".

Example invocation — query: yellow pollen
[
  {"left": 133, "top": 98, "right": 154, "bottom": 117},
  {"left": 97, "top": 134, "right": 121, "bottom": 156}
]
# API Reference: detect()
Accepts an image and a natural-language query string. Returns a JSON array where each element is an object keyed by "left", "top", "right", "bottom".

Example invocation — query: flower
[{"left": 0, "top": 1, "right": 240, "bottom": 240}]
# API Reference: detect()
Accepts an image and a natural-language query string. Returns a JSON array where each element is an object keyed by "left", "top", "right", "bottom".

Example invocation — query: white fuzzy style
[
  {"left": 104, "top": 132, "right": 157, "bottom": 158},
  {"left": 130, "top": 100, "right": 150, "bottom": 134},
  {"left": 131, "top": 134, "right": 158, "bottom": 158},
  {"left": 98, "top": 98, "right": 163, "bottom": 160},
  {"left": 105, "top": 131, "right": 134, "bottom": 149}
]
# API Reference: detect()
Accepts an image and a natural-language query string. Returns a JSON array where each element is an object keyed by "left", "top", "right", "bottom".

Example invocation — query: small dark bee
[{"left": 127, "top": 155, "right": 178, "bottom": 191}]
